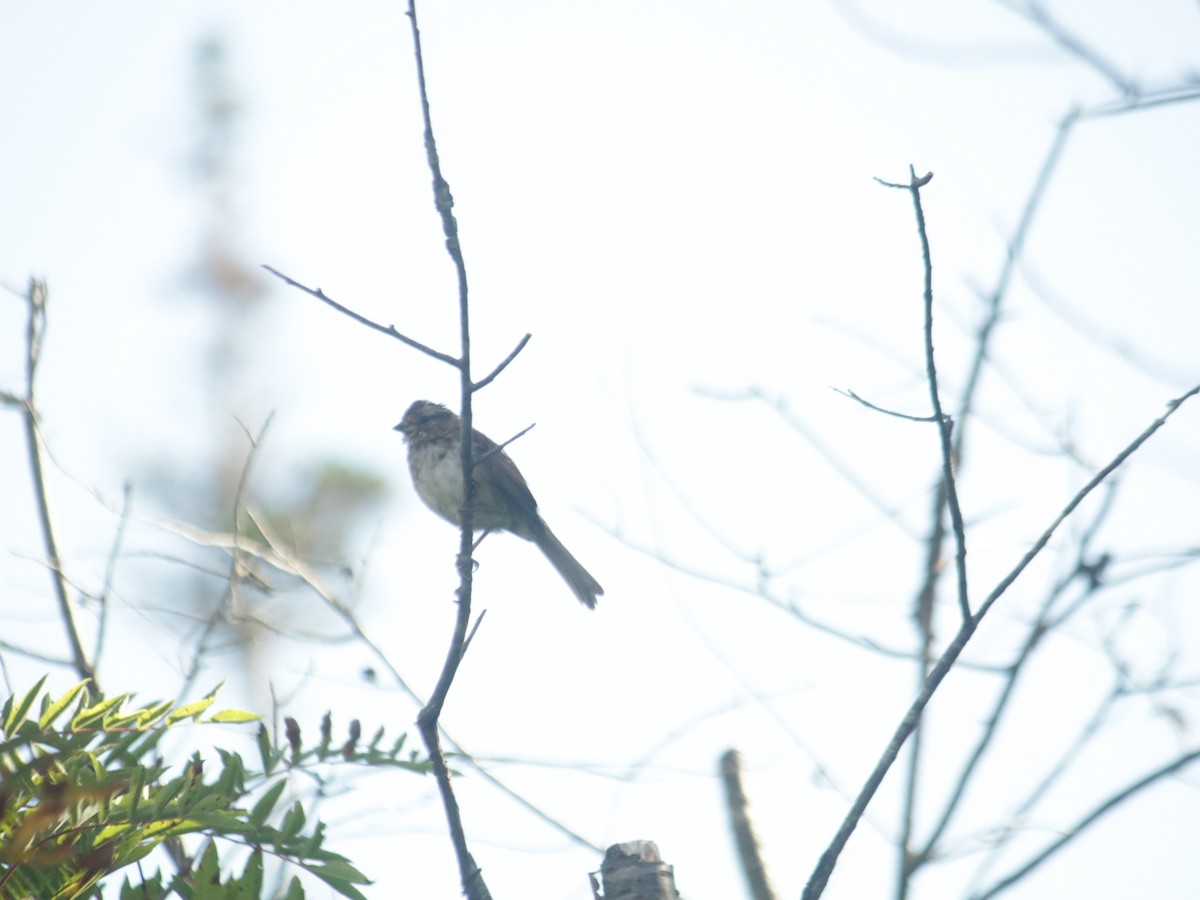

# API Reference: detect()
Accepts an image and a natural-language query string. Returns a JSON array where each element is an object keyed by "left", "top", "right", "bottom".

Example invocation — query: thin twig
[
  {"left": 1080, "top": 85, "right": 1200, "bottom": 120},
  {"left": 92, "top": 481, "right": 133, "bottom": 670},
  {"left": 474, "top": 333, "right": 533, "bottom": 391},
  {"left": 964, "top": 677, "right": 1122, "bottom": 894},
  {"left": 261, "top": 265, "right": 460, "bottom": 367},
  {"left": 175, "top": 416, "right": 274, "bottom": 703},
  {"left": 976, "top": 385, "right": 1199, "bottom": 622},
  {"left": 601, "top": 523, "right": 1014, "bottom": 670},
  {"left": 995, "top": 0, "right": 1137, "bottom": 97},
  {"left": 16, "top": 279, "right": 96, "bottom": 686},
  {"left": 700, "top": 386, "right": 919, "bottom": 540},
  {"left": 971, "top": 748, "right": 1200, "bottom": 900},
  {"left": 801, "top": 384, "right": 1200, "bottom": 900},
  {"left": 461, "top": 609, "right": 488, "bottom": 655},
  {"left": 835, "top": 388, "right": 940, "bottom": 423},
  {"left": 473, "top": 422, "right": 536, "bottom": 467},
  {"left": 916, "top": 484, "right": 1119, "bottom": 861},
  {"left": 0, "top": 642, "right": 73, "bottom": 666},
  {"left": 226, "top": 414, "right": 275, "bottom": 616},
  {"left": 895, "top": 168, "right": 973, "bottom": 623}
]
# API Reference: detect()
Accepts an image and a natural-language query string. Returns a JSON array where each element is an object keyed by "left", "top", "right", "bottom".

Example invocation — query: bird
[{"left": 394, "top": 400, "right": 603, "bottom": 609}]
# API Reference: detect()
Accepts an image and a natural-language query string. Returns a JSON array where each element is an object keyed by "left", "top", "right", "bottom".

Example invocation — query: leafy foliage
[{"left": 0, "top": 679, "right": 430, "bottom": 898}]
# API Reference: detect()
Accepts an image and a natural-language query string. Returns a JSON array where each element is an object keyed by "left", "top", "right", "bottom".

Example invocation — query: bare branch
[
  {"left": 226, "top": 414, "right": 275, "bottom": 614},
  {"left": 957, "top": 110, "right": 1075, "bottom": 463},
  {"left": 461, "top": 609, "right": 488, "bottom": 655},
  {"left": 473, "top": 422, "right": 536, "bottom": 468},
  {"left": 917, "top": 484, "right": 1119, "bottom": 861},
  {"left": 473, "top": 332, "right": 533, "bottom": 391},
  {"left": 875, "top": 171, "right": 933, "bottom": 189},
  {"left": 15, "top": 279, "right": 95, "bottom": 686},
  {"left": 835, "top": 388, "right": 941, "bottom": 423},
  {"left": 261, "top": 264, "right": 460, "bottom": 367},
  {"left": 802, "top": 384, "right": 1200, "bottom": 900},
  {"left": 0, "top": 641, "right": 73, "bottom": 667},
  {"left": 971, "top": 748, "right": 1200, "bottom": 900},
  {"left": 403, "top": 1, "right": 490, "bottom": 897},
  {"left": 91, "top": 481, "right": 133, "bottom": 670},
  {"left": 1080, "top": 84, "right": 1200, "bottom": 120},
  {"left": 721, "top": 749, "right": 777, "bottom": 900},
  {"left": 698, "top": 386, "right": 921, "bottom": 541},
  {"left": 896, "top": 168, "right": 972, "bottom": 622},
  {"left": 976, "top": 384, "right": 1200, "bottom": 623},
  {"left": 996, "top": 0, "right": 1137, "bottom": 97}
]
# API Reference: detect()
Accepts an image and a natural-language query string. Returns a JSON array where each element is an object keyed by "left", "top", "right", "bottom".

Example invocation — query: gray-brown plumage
[{"left": 394, "top": 400, "right": 603, "bottom": 609}]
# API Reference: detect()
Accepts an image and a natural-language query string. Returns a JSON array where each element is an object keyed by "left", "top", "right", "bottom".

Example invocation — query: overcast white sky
[{"left": 3, "top": 2, "right": 1200, "bottom": 898}]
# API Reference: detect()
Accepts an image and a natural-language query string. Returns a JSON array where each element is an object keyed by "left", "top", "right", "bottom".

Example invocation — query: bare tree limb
[
  {"left": 698, "top": 386, "right": 921, "bottom": 541},
  {"left": 916, "top": 484, "right": 1119, "bottom": 862},
  {"left": 474, "top": 422, "right": 536, "bottom": 467},
  {"left": 889, "top": 116, "right": 1075, "bottom": 897},
  {"left": 908, "top": 168, "right": 973, "bottom": 623},
  {"left": 474, "top": 332, "right": 532, "bottom": 391},
  {"left": 802, "top": 383, "right": 1200, "bottom": 900},
  {"left": 91, "top": 481, "right": 133, "bottom": 671},
  {"left": 402, "top": 2, "right": 491, "bottom": 898},
  {"left": 970, "top": 747, "right": 1200, "bottom": 900},
  {"left": 720, "top": 749, "right": 777, "bottom": 900},
  {"left": 835, "top": 388, "right": 940, "bottom": 423},
  {"left": 1081, "top": 85, "right": 1200, "bottom": 119},
  {"left": 261, "top": 264, "right": 460, "bottom": 367},
  {"left": 995, "top": 0, "right": 1137, "bottom": 97},
  {"left": 14, "top": 279, "right": 96, "bottom": 686}
]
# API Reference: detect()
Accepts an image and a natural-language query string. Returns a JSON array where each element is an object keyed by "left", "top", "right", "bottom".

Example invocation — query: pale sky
[{"left": 2, "top": 2, "right": 1200, "bottom": 898}]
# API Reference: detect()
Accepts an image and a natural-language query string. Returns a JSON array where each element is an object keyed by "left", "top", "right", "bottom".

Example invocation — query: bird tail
[{"left": 533, "top": 524, "right": 603, "bottom": 609}]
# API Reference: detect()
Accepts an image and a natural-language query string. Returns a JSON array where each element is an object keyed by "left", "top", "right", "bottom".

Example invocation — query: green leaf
[
  {"left": 37, "top": 680, "right": 91, "bottom": 730},
  {"left": 126, "top": 763, "right": 147, "bottom": 817},
  {"left": 249, "top": 779, "right": 287, "bottom": 829},
  {"left": 73, "top": 692, "right": 129, "bottom": 730},
  {"left": 308, "top": 860, "right": 372, "bottom": 900},
  {"left": 149, "top": 772, "right": 187, "bottom": 816},
  {"left": 206, "top": 708, "right": 261, "bottom": 724},
  {"left": 234, "top": 848, "right": 265, "bottom": 898},
  {"left": 308, "top": 859, "right": 370, "bottom": 884},
  {"left": 4, "top": 673, "right": 49, "bottom": 734},
  {"left": 255, "top": 723, "right": 275, "bottom": 776},
  {"left": 178, "top": 841, "right": 222, "bottom": 900},
  {"left": 298, "top": 820, "right": 328, "bottom": 856},
  {"left": 120, "top": 870, "right": 166, "bottom": 899},
  {"left": 279, "top": 801, "right": 307, "bottom": 842},
  {"left": 167, "top": 684, "right": 224, "bottom": 725},
  {"left": 136, "top": 698, "right": 175, "bottom": 728},
  {"left": 213, "top": 748, "right": 246, "bottom": 797}
]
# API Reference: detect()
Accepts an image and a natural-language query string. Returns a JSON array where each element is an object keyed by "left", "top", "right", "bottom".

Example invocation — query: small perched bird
[{"left": 394, "top": 400, "right": 603, "bottom": 609}]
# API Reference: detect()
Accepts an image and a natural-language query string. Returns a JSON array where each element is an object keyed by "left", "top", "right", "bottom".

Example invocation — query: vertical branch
[
  {"left": 405, "top": 3, "right": 491, "bottom": 899},
  {"left": 894, "top": 662, "right": 925, "bottom": 900},
  {"left": 91, "top": 481, "right": 133, "bottom": 671},
  {"left": 953, "top": 111, "right": 1075, "bottom": 464},
  {"left": 17, "top": 279, "right": 96, "bottom": 686},
  {"left": 915, "top": 485, "right": 1118, "bottom": 862},
  {"left": 720, "top": 749, "right": 776, "bottom": 900},
  {"left": 894, "top": 119, "right": 1075, "bottom": 897},
  {"left": 905, "top": 169, "right": 971, "bottom": 622},
  {"left": 799, "top": 295, "right": 1200, "bottom": 900}
]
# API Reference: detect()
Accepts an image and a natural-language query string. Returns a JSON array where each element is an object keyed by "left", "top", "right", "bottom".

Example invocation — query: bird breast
[{"left": 407, "top": 442, "right": 521, "bottom": 533}]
